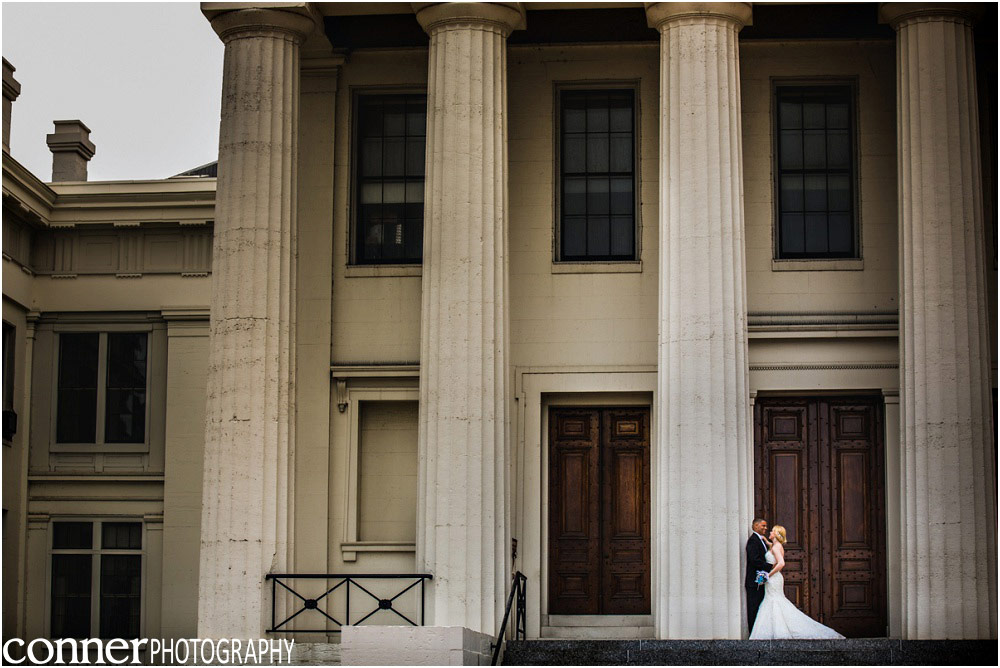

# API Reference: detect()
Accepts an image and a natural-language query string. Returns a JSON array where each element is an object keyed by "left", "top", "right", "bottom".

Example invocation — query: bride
[{"left": 749, "top": 525, "right": 845, "bottom": 639}]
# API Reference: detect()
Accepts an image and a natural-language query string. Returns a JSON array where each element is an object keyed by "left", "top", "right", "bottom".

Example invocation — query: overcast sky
[{"left": 2, "top": 2, "right": 223, "bottom": 181}]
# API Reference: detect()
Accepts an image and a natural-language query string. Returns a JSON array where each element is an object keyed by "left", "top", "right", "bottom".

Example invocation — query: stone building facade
[{"left": 1, "top": 1, "right": 996, "bottom": 663}]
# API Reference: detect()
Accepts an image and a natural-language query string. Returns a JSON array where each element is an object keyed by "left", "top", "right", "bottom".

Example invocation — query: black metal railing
[
  {"left": 265, "top": 573, "right": 432, "bottom": 633},
  {"left": 490, "top": 571, "right": 527, "bottom": 666}
]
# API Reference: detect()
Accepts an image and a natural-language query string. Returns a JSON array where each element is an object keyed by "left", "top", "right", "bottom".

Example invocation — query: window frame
[
  {"left": 771, "top": 77, "right": 861, "bottom": 261},
  {"left": 50, "top": 325, "right": 152, "bottom": 453},
  {"left": 349, "top": 88, "right": 428, "bottom": 267},
  {"left": 3, "top": 320, "right": 15, "bottom": 443},
  {"left": 46, "top": 518, "right": 145, "bottom": 640},
  {"left": 553, "top": 81, "right": 642, "bottom": 265}
]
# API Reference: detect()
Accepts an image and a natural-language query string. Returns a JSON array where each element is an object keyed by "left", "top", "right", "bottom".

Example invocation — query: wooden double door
[
  {"left": 754, "top": 396, "right": 887, "bottom": 637},
  {"left": 548, "top": 407, "right": 650, "bottom": 615}
]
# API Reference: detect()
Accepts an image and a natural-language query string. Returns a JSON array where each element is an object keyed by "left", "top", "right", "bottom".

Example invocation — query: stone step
[{"left": 501, "top": 639, "right": 997, "bottom": 666}]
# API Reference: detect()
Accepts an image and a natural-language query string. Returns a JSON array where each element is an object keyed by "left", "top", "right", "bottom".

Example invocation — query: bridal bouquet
[{"left": 755, "top": 571, "right": 769, "bottom": 588}]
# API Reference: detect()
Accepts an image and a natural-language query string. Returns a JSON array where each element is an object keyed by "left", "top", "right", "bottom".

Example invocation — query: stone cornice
[
  {"left": 413, "top": 2, "right": 526, "bottom": 37},
  {"left": 645, "top": 2, "right": 752, "bottom": 31},
  {"left": 2, "top": 152, "right": 56, "bottom": 224},
  {"left": 878, "top": 3, "right": 983, "bottom": 28}
]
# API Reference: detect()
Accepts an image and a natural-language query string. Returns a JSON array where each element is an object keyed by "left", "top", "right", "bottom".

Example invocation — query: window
[
  {"left": 3, "top": 321, "right": 15, "bottom": 441},
  {"left": 559, "top": 89, "right": 636, "bottom": 262},
  {"left": 775, "top": 84, "right": 857, "bottom": 258},
  {"left": 354, "top": 94, "right": 426, "bottom": 264},
  {"left": 56, "top": 332, "right": 148, "bottom": 445},
  {"left": 50, "top": 520, "right": 142, "bottom": 639}
]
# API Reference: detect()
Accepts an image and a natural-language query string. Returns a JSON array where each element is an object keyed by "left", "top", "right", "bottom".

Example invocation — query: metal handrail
[
  {"left": 490, "top": 571, "right": 527, "bottom": 666},
  {"left": 264, "top": 573, "right": 432, "bottom": 633}
]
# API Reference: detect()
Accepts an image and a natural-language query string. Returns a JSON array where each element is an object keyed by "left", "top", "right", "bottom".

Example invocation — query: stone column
[
  {"left": 413, "top": 1, "right": 523, "bottom": 634},
  {"left": 646, "top": 2, "right": 753, "bottom": 639},
  {"left": 880, "top": 3, "right": 997, "bottom": 639},
  {"left": 197, "top": 4, "right": 315, "bottom": 638}
]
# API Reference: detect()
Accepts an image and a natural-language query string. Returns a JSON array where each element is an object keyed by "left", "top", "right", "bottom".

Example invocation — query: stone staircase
[{"left": 501, "top": 639, "right": 997, "bottom": 666}]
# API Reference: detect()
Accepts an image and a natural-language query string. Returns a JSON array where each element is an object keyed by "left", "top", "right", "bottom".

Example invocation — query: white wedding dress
[{"left": 749, "top": 548, "right": 845, "bottom": 639}]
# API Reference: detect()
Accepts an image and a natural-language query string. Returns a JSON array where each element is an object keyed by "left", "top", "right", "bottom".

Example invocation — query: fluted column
[
  {"left": 880, "top": 3, "right": 996, "bottom": 639},
  {"left": 197, "top": 4, "right": 314, "bottom": 638},
  {"left": 646, "top": 2, "right": 752, "bottom": 639},
  {"left": 413, "top": 1, "right": 523, "bottom": 634}
]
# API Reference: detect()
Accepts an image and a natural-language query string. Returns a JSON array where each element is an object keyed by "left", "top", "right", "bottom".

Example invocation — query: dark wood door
[
  {"left": 549, "top": 407, "right": 650, "bottom": 615},
  {"left": 754, "top": 396, "right": 886, "bottom": 637}
]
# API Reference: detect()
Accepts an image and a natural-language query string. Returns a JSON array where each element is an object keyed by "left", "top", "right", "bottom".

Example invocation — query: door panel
[
  {"left": 754, "top": 397, "right": 886, "bottom": 637},
  {"left": 549, "top": 407, "right": 650, "bottom": 615},
  {"left": 601, "top": 409, "right": 651, "bottom": 614},
  {"left": 549, "top": 409, "right": 600, "bottom": 614}
]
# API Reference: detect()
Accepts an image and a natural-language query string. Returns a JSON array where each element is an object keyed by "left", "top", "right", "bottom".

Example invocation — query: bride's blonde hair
[{"left": 772, "top": 525, "right": 787, "bottom": 544}]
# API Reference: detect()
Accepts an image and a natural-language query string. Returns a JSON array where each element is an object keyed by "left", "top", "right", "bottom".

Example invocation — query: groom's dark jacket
[{"left": 745, "top": 533, "right": 770, "bottom": 588}]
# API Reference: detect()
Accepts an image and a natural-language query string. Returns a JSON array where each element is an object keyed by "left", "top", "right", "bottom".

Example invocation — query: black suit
[{"left": 745, "top": 533, "right": 770, "bottom": 632}]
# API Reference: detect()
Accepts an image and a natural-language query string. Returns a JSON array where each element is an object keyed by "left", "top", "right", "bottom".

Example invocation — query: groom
[{"left": 745, "top": 518, "right": 770, "bottom": 633}]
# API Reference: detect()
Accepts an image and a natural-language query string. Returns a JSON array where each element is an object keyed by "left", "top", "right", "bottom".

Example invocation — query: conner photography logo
[{"left": 2, "top": 637, "right": 295, "bottom": 665}]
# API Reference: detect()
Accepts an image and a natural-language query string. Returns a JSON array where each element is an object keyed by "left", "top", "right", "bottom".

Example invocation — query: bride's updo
[{"left": 772, "top": 525, "right": 787, "bottom": 544}]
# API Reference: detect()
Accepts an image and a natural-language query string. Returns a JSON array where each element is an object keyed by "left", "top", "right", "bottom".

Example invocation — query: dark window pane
[
  {"left": 106, "top": 334, "right": 146, "bottom": 390},
  {"left": 780, "top": 175, "right": 804, "bottom": 212},
  {"left": 100, "top": 555, "right": 141, "bottom": 639},
  {"left": 781, "top": 214, "right": 805, "bottom": 254},
  {"left": 610, "top": 178, "right": 632, "bottom": 215},
  {"left": 58, "top": 333, "right": 99, "bottom": 389},
  {"left": 57, "top": 333, "right": 99, "bottom": 443},
  {"left": 805, "top": 214, "right": 829, "bottom": 253},
  {"left": 586, "top": 101, "right": 608, "bottom": 133},
  {"left": 803, "top": 130, "right": 826, "bottom": 169},
  {"left": 563, "top": 135, "right": 586, "bottom": 173},
  {"left": 563, "top": 216, "right": 587, "bottom": 258},
  {"left": 587, "top": 217, "right": 611, "bottom": 257},
  {"left": 611, "top": 216, "right": 634, "bottom": 257},
  {"left": 383, "top": 102, "right": 406, "bottom": 137},
  {"left": 779, "top": 131, "right": 802, "bottom": 170},
  {"left": 779, "top": 101, "right": 801, "bottom": 129},
  {"left": 826, "top": 103, "right": 848, "bottom": 129},
  {"left": 105, "top": 334, "right": 147, "bottom": 444},
  {"left": 51, "top": 554, "right": 92, "bottom": 638},
  {"left": 361, "top": 139, "right": 382, "bottom": 177},
  {"left": 406, "top": 103, "right": 426, "bottom": 136},
  {"left": 828, "top": 174, "right": 851, "bottom": 211},
  {"left": 359, "top": 104, "right": 383, "bottom": 138},
  {"left": 610, "top": 133, "right": 632, "bottom": 173},
  {"left": 563, "top": 100, "right": 586, "bottom": 133},
  {"left": 404, "top": 219, "right": 423, "bottom": 259},
  {"left": 609, "top": 96, "right": 632, "bottom": 132},
  {"left": 563, "top": 177, "right": 586, "bottom": 216},
  {"left": 586, "top": 135, "right": 609, "bottom": 172},
  {"left": 102, "top": 522, "right": 142, "bottom": 550},
  {"left": 804, "top": 175, "right": 827, "bottom": 212},
  {"left": 54, "top": 522, "right": 93, "bottom": 549},
  {"left": 406, "top": 137, "right": 425, "bottom": 176},
  {"left": 587, "top": 177, "right": 610, "bottom": 215},
  {"left": 803, "top": 102, "right": 825, "bottom": 128},
  {"left": 829, "top": 214, "right": 853, "bottom": 254},
  {"left": 383, "top": 138, "right": 405, "bottom": 177},
  {"left": 827, "top": 129, "right": 850, "bottom": 169}
]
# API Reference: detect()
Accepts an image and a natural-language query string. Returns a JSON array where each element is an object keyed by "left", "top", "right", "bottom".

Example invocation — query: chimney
[
  {"left": 46, "top": 120, "right": 96, "bottom": 182},
  {"left": 3, "top": 58, "right": 21, "bottom": 152}
]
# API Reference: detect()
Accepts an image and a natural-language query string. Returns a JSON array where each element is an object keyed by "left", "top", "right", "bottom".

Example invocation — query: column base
[{"left": 341, "top": 626, "right": 494, "bottom": 666}]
